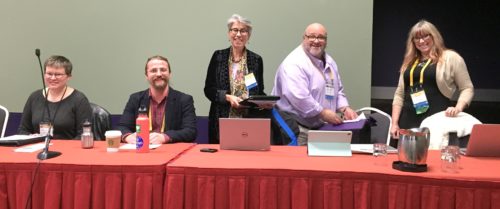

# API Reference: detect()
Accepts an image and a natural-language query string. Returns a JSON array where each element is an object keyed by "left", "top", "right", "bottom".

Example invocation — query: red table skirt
[
  {"left": 166, "top": 167, "right": 500, "bottom": 209},
  {"left": 0, "top": 163, "right": 165, "bottom": 209},
  {"left": 0, "top": 141, "right": 195, "bottom": 209}
]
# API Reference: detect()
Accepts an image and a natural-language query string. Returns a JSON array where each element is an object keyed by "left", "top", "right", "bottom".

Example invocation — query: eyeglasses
[
  {"left": 229, "top": 28, "right": 249, "bottom": 35},
  {"left": 148, "top": 68, "right": 169, "bottom": 74},
  {"left": 413, "top": 34, "right": 431, "bottom": 42},
  {"left": 45, "top": 72, "right": 67, "bottom": 78},
  {"left": 305, "top": 34, "right": 327, "bottom": 42}
]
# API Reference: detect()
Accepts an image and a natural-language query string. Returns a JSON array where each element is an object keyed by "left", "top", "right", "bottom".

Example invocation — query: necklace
[{"left": 231, "top": 55, "right": 242, "bottom": 63}]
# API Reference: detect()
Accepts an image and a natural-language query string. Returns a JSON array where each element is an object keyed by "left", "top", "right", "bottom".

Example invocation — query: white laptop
[
  {"left": 219, "top": 118, "right": 271, "bottom": 151},
  {"left": 350, "top": 107, "right": 398, "bottom": 154},
  {"left": 460, "top": 124, "right": 500, "bottom": 157},
  {"left": 307, "top": 130, "right": 353, "bottom": 157},
  {"left": 350, "top": 137, "right": 398, "bottom": 154}
]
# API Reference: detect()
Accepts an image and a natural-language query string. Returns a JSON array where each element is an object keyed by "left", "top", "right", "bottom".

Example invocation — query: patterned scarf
[{"left": 228, "top": 49, "right": 248, "bottom": 117}]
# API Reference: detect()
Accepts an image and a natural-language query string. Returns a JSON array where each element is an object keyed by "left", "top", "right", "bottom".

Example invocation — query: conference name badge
[
  {"left": 325, "top": 83, "right": 335, "bottom": 100},
  {"left": 244, "top": 73, "right": 258, "bottom": 90},
  {"left": 410, "top": 90, "right": 429, "bottom": 114}
]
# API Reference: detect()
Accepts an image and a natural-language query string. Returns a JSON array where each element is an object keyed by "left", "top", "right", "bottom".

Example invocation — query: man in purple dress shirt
[{"left": 272, "top": 23, "right": 358, "bottom": 145}]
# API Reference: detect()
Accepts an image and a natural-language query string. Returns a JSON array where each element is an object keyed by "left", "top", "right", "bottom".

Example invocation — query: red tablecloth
[
  {"left": 0, "top": 140, "right": 194, "bottom": 209},
  {"left": 166, "top": 145, "right": 500, "bottom": 209}
]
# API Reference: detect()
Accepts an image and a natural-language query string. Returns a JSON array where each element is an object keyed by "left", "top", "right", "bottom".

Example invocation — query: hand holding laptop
[{"left": 239, "top": 96, "right": 279, "bottom": 109}]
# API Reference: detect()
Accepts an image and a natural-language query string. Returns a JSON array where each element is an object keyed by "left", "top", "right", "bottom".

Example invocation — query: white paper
[
  {"left": 343, "top": 112, "right": 366, "bottom": 123},
  {"left": 14, "top": 143, "right": 50, "bottom": 153},
  {"left": 119, "top": 143, "right": 161, "bottom": 150}
]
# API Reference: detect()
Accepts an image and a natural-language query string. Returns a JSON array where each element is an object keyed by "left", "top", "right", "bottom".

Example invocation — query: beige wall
[{"left": 0, "top": 0, "right": 372, "bottom": 115}]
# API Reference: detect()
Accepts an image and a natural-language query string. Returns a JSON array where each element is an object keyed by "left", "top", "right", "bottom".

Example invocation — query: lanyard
[
  {"left": 315, "top": 65, "right": 334, "bottom": 83},
  {"left": 409, "top": 59, "right": 431, "bottom": 87},
  {"left": 41, "top": 86, "right": 68, "bottom": 126},
  {"left": 148, "top": 103, "right": 166, "bottom": 132}
]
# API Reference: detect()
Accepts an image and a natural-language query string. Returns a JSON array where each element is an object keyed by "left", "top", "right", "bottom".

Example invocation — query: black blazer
[
  {"left": 117, "top": 88, "right": 197, "bottom": 142},
  {"left": 203, "top": 47, "right": 265, "bottom": 144}
]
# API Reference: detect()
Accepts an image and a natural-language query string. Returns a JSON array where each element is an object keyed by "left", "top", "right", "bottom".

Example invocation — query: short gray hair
[{"left": 227, "top": 14, "right": 252, "bottom": 35}]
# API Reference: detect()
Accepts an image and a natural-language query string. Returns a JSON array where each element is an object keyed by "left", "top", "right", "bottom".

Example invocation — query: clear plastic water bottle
[{"left": 81, "top": 119, "right": 94, "bottom": 149}]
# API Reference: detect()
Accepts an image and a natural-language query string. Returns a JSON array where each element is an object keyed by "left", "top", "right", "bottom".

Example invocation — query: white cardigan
[{"left": 393, "top": 50, "right": 474, "bottom": 107}]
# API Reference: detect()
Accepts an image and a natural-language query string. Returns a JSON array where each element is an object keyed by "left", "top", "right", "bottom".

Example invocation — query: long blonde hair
[{"left": 401, "top": 20, "right": 447, "bottom": 71}]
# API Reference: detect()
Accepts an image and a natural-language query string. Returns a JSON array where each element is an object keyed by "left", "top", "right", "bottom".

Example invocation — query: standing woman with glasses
[
  {"left": 204, "top": 14, "right": 266, "bottom": 144},
  {"left": 391, "top": 20, "right": 474, "bottom": 138},
  {"left": 18, "top": 55, "right": 92, "bottom": 139}
]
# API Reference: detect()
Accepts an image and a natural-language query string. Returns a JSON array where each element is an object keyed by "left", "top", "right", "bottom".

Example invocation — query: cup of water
[
  {"left": 373, "top": 143, "right": 388, "bottom": 165},
  {"left": 441, "top": 145, "right": 460, "bottom": 173},
  {"left": 373, "top": 143, "right": 388, "bottom": 157}
]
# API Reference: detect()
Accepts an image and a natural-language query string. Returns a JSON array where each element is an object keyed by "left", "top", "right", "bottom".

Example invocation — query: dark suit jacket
[
  {"left": 203, "top": 47, "right": 265, "bottom": 144},
  {"left": 118, "top": 87, "right": 197, "bottom": 143}
]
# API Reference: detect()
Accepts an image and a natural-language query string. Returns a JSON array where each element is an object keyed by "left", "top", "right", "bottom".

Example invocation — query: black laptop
[
  {"left": 0, "top": 135, "right": 46, "bottom": 146},
  {"left": 239, "top": 96, "right": 280, "bottom": 108}
]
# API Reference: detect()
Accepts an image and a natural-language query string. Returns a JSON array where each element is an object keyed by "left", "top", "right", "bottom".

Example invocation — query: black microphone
[
  {"left": 35, "top": 49, "right": 61, "bottom": 160},
  {"left": 35, "top": 49, "right": 48, "bottom": 98}
]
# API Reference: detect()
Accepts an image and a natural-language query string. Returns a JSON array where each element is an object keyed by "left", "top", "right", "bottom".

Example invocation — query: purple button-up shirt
[{"left": 272, "top": 45, "right": 349, "bottom": 128}]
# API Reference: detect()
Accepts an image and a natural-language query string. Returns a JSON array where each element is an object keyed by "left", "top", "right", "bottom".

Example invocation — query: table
[
  {"left": 165, "top": 145, "right": 500, "bottom": 209},
  {"left": 0, "top": 140, "right": 194, "bottom": 209}
]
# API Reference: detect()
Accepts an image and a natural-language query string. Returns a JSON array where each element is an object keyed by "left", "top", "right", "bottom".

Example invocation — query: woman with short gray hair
[{"left": 204, "top": 14, "right": 265, "bottom": 144}]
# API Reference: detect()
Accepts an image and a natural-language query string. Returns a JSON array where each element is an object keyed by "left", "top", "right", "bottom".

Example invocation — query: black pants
[{"left": 244, "top": 108, "right": 299, "bottom": 145}]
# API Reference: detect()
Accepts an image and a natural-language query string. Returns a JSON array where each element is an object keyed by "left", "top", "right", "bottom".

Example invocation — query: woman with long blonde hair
[{"left": 391, "top": 20, "right": 474, "bottom": 138}]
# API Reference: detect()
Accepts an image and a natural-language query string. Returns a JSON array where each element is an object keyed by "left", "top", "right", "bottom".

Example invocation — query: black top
[
  {"left": 18, "top": 89, "right": 92, "bottom": 139},
  {"left": 203, "top": 47, "right": 265, "bottom": 144},
  {"left": 399, "top": 62, "right": 450, "bottom": 129}
]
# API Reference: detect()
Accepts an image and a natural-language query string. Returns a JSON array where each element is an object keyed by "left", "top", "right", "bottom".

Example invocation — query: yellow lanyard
[
  {"left": 409, "top": 59, "right": 432, "bottom": 87},
  {"left": 148, "top": 103, "right": 166, "bottom": 132}
]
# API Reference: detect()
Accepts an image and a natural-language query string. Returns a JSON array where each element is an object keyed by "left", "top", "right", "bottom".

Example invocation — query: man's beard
[
  {"left": 308, "top": 46, "right": 324, "bottom": 58},
  {"left": 152, "top": 78, "right": 168, "bottom": 90}
]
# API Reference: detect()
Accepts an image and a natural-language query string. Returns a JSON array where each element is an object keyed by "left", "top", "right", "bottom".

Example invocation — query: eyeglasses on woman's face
[
  {"left": 44, "top": 72, "right": 67, "bottom": 79},
  {"left": 413, "top": 34, "right": 432, "bottom": 42},
  {"left": 229, "top": 28, "right": 249, "bottom": 35}
]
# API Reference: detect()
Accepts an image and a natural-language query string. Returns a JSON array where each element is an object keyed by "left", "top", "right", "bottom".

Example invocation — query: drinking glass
[
  {"left": 441, "top": 145, "right": 460, "bottom": 173},
  {"left": 373, "top": 143, "right": 388, "bottom": 157},
  {"left": 373, "top": 143, "right": 388, "bottom": 165}
]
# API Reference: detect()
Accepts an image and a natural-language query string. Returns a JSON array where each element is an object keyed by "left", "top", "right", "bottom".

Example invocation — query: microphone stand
[
  {"left": 35, "top": 49, "right": 61, "bottom": 160},
  {"left": 37, "top": 125, "right": 61, "bottom": 159}
]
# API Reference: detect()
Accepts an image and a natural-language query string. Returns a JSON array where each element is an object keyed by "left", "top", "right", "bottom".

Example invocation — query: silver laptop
[
  {"left": 219, "top": 118, "right": 271, "bottom": 151},
  {"left": 460, "top": 124, "right": 500, "bottom": 157}
]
